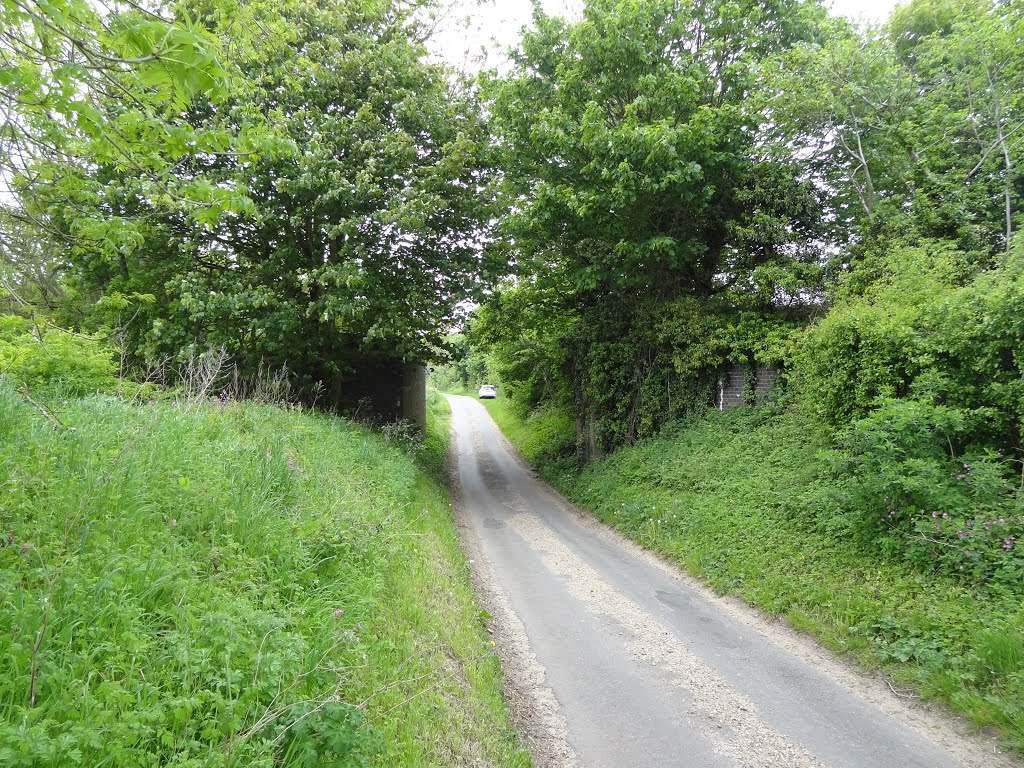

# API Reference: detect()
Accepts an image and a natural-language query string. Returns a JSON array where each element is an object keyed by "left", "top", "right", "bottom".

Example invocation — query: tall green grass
[
  {"left": 483, "top": 397, "right": 1024, "bottom": 753},
  {"left": 479, "top": 398, "right": 575, "bottom": 472},
  {"left": 0, "top": 384, "right": 528, "bottom": 767}
]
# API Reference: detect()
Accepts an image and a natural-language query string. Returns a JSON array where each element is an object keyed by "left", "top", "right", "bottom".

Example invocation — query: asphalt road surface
[{"left": 445, "top": 395, "right": 1013, "bottom": 768}]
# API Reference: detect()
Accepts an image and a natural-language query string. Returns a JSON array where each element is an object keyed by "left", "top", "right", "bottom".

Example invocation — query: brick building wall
[{"left": 716, "top": 363, "right": 780, "bottom": 410}]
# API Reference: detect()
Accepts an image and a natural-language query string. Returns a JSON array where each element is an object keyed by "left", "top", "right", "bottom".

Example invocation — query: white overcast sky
[{"left": 429, "top": 0, "right": 904, "bottom": 71}]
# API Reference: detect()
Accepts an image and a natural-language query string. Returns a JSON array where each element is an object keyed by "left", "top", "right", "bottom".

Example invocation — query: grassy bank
[
  {"left": 480, "top": 396, "right": 1024, "bottom": 753},
  {"left": 0, "top": 383, "right": 528, "bottom": 767}
]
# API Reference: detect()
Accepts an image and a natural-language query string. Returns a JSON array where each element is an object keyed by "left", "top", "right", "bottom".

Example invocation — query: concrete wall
[
  {"left": 401, "top": 364, "right": 427, "bottom": 431},
  {"left": 328, "top": 359, "right": 427, "bottom": 429}
]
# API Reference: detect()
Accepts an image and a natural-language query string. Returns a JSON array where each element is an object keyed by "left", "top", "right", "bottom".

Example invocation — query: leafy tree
[
  {"left": 37, "top": 0, "right": 499, "bottom": 399},
  {"left": 480, "top": 0, "right": 826, "bottom": 457},
  {"left": 764, "top": 0, "right": 1023, "bottom": 259},
  {"left": 761, "top": 23, "right": 915, "bottom": 236},
  {"left": 894, "top": 0, "right": 1024, "bottom": 255},
  {"left": 0, "top": 0, "right": 258, "bottom": 227}
]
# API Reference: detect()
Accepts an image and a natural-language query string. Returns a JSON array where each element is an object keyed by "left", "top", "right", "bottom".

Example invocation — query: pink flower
[{"left": 333, "top": 609, "right": 345, "bottom": 618}]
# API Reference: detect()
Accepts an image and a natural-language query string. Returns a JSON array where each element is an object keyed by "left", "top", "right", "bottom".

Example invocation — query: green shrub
[
  {"left": 0, "top": 315, "right": 117, "bottom": 395},
  {"left": 818, "top": 399, "right": 1023, "bottom": 588},
  {"left": 795, "top": 243, "right": 964, "bottom": 426},
  {"left": 797, "top": 239, "right": 1024, "bottom": 446}
]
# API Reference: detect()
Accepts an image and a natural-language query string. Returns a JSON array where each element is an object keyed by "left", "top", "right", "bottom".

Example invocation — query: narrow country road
[{"left": 445, "top": 395, "right": 1016, "bottom": 768}]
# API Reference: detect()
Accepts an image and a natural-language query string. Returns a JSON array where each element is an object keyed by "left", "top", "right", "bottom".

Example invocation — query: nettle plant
[{"left": 826, "top": 399, "right": 1023, "bottom": 589}]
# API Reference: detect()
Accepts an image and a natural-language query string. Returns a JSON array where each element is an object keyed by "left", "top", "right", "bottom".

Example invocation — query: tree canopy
[
  {"left": 475, "top": 0, "right": 827, "bottom": 452},
  {"left": 3, "top": 0, "right": 1024, "bottom": 440},
  {"left": 3, "top": 0, "right": 499, "bottom": 401}
]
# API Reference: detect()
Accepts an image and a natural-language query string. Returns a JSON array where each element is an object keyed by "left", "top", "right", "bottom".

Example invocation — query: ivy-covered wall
[{"left": 716, "top": 363, "right": 779, "bottom": 410}]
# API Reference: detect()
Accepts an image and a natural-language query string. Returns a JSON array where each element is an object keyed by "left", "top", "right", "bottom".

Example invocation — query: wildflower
[
  {"left": 957, "top": 530, "right": 967, "bottom": 538},
  {"left": 931, "top": 511, "right": 939, "bottom": 519},
  {"left": 965, "top": 521, "right": 973, "bottom": 528},
  {"left": 984, "top": 522, "right": 992, "bottom": 531},
  {"left": 1003, "top": 539, "right": 1014, "bottom": 550},
  {"left": 169, "top": 518, "right": 177, "bottom": 528},
  {"left": 956, "top": 473, "right": 965, "bottom": 480},
  {"left": 333, "top": 608, "right": 345, "bottom": 618},
  {"left": 942, "top": 512, "right": 949, "bottom": 519}
]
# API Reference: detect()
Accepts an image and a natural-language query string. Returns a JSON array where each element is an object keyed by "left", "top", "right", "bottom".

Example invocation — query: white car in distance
[{"left": 478, "top": 384, "right": 497, "bottom": 399}]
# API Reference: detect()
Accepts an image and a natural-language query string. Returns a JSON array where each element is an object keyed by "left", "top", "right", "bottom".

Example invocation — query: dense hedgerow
[{"left": 792, "top": 241, "right": 1024, "bottom": 586}]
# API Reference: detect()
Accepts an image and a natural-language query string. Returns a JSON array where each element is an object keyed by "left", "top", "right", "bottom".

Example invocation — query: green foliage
[
  {"left": 0, "top": 0, "right": 258, "bottom": 236},
  {"left": 481, "top": 395, "right": 575, "bottom": 473},
  {"left": 763, "top": 0, "right": 1024, "bottom": 253},
  {"left": 474, "top": 284, "right": 805, "bottom": 454},
  {"left": 798, "top": 239, "right": 1024, "bottom": 442},
  {"left": 0, "top": 385, "right": 528, "bottom": 767},
  {"left": 817, "top": 399, "right": 1023, "bottom": 587},
  {"left": 428, "top": 334, "right": 491, "bottom": 394},
  {"left": 789, "top": 239, "right": 1024, "bottom": 587},
  {"left": 53, "top": 0, "right": 497, "bottom": 400},
  {"left": 477, "top": 0, "right": 826, "bottom": 458},
  {"left": 0, "top": 211, "right": 67, "bottom": 316},
  {"left": 0, "top": 316, "right": 116, "bottom": 395}
]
